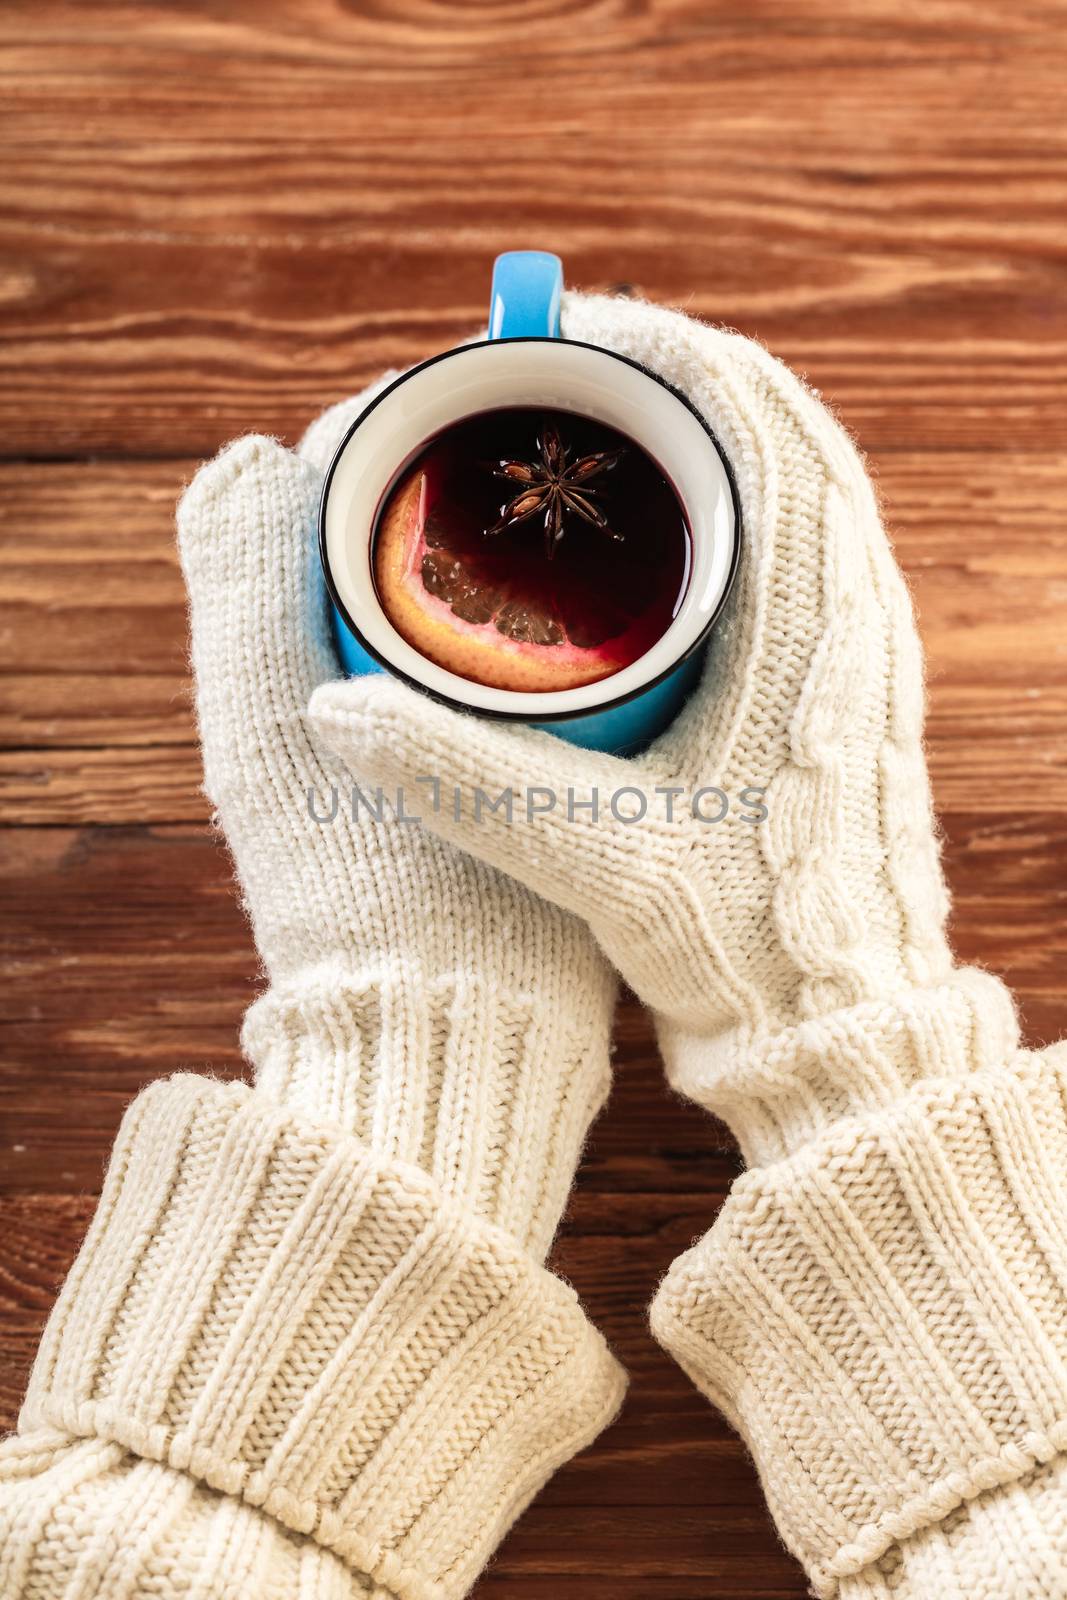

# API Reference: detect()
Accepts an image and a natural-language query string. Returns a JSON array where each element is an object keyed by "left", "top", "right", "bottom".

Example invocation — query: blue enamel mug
[{"left": 320, "top": 252, "right": 739, "bottom": 755}]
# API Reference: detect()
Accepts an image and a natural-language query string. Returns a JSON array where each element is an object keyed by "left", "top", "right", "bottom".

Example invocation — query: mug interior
[{"left": 320, "top": 338, "right": 738, "bottom": 718}]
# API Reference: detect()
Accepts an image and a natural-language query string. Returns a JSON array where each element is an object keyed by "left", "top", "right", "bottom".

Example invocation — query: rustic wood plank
[
  {"left": 1, "top": 4, "right": 1065, "bottom": 456},
  {"left": 487, "top": 1502, "right": 803, "bottom": 1584},
  {"left": 0, "top": 677, "right": 191, "bottom": 749},
  {"left": 2, "top": 453, "right": 1066, "bottom": 817},
  {"left": 7, "top": 716, "right": 1061, "bottom": 824},
  {"left": 1, "top": 814, "right": 1063, "bottom": 1193},
  {"left": 2, "top": 817, "right": 1063, "bottom": 1034},
  {"left": 0, "top": 747, "right": 206, "bottom": 823},
  {"left": 2, "top": 183, "right": 1064, "bottom": 460},
  {"left": 483, "top": 1584, "right": 802, "bottom": 1598},
  {"left": 0, "top": 1006, "right": 740, "bottom": 1197}
]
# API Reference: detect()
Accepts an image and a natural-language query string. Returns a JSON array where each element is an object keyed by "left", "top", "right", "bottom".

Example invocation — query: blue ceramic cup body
[{"left": 322, "top": 252, "right": 739, "bottom": 755}]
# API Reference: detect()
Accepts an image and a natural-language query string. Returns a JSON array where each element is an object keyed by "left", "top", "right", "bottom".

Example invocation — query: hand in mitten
[
  {"left": 0, "top": 418, "right": 623, "bottom": 1600},
  {"left": 311, "top": 292, "right": 1067, "bottom": 1599}
]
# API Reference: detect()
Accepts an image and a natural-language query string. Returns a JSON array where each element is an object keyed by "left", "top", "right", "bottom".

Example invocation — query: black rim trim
[{"left": 317, "top": 335, "right": 743, "bottom": 724}]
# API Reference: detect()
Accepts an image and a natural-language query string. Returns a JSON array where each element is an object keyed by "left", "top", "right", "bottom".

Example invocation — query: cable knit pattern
[
  {"left": 13, "top": 1076, "right": 621, "bottom": 1600},
  {"left": 311, "top": 293, "right": 1067, "bottom": 1596}
]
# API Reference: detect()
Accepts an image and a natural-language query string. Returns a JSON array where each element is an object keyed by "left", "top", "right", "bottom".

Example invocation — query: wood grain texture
[
  {"left": 2, "top": 2, "right": 1067, "bottom": 457},
  {"left": 1, "top": 4, "right": 1065, "bottom": 1595}
]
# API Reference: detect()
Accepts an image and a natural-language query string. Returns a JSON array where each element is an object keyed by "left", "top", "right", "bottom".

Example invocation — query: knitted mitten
[
  {"left": 310, "top": 291, "right": 1067, "bottom": 1598},
  {"left": 0, "top": 421, "right": 624, "bottom": 1600}
]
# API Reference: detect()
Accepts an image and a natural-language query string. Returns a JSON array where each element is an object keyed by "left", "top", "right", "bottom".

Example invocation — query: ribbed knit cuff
[
  {"left": 241, "top": 958, "right": 614, "bottom": 1260},
  {"left": 651, "top": 1045, "right": 1067, "bottom": 1596},
  {"left": 21, "top": 1075, "right": 625, "bottom": 1600},
  {"left": 661, "top": 967, "right": 1019, "bottom": 1168}
]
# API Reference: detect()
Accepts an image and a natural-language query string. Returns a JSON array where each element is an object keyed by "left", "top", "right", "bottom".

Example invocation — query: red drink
[{"left": 373, "top": 407, "right": 691, "bottom": 694}]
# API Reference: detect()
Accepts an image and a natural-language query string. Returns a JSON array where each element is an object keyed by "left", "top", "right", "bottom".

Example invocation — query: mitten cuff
[
  {"left": 21, "top": 1075, "right": 625, "bottom": 1600},
  {"left": 651, "top": 1046, "right": 1067, "bottom": 1596},
  {"left": 241, "top": 957, "right": 615, "bottom": 1261},
  {"left": 661, "top": 966, "right": 1019, "bottom": 1166}
]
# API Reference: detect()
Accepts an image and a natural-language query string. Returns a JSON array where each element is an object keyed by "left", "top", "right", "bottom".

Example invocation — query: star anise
[{"left": 485, "top": 421, "right": 625, "bottom": 559}]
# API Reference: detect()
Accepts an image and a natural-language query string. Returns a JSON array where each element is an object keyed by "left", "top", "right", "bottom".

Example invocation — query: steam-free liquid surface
[{"left": 372, "top": 406, "right": 691, "bottom": 694}]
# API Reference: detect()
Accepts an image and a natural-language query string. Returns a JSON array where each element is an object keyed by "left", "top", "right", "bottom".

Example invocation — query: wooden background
[{"left": 2, "top": 2, "right": 1066, "bottom": 1594}]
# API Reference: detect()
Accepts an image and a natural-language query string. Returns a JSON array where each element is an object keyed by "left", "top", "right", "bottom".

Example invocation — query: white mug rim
[{"left": 319, "top": 336, "right": 741, "bottom": 722}]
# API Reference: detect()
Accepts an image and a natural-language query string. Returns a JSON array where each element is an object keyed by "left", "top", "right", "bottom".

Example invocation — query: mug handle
[
  {"left": 488, "top": 251, "right": 563, "bottom": 339},
  {"left": 330, "top": 251, "right": 564, "bottom": 679}
]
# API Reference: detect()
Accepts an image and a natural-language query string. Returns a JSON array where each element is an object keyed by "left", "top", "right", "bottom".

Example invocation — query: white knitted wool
[
  {"left": 309, "top": 291, "right": 1067, "bottom": 1596},
  {"left": 0, "top": 418, "right": 624, "bottom": 1598},
  {"left": 177, "top": 431, "right": 617, "bottom": 1255}
]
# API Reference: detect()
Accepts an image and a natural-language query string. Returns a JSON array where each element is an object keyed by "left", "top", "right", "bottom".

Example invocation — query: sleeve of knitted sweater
[
  {"left": 651, "top": 1006, "right": 1067, "bottom": 1600},
  {"left": 0, "top": 1075, "right": 623, "bottom": 1600}
]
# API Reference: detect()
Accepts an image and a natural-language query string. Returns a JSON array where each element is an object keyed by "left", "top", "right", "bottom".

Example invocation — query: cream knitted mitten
[
  {"left": 311, "top": 291, "right": 1067, "bottom": 1598},
  {"left": 0, "top": 422, "right": 624, "bottom": 1599}
]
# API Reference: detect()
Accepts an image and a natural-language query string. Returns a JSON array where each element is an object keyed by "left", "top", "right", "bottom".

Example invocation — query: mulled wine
[{"left": 372, "top": 406, "right": 691, "bottom": 694}]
